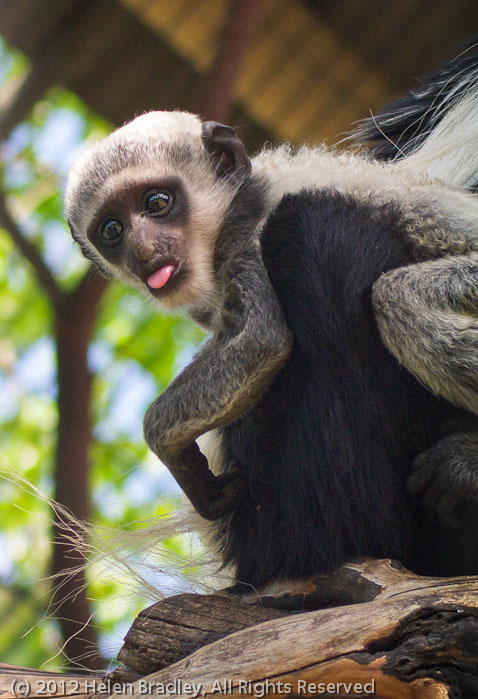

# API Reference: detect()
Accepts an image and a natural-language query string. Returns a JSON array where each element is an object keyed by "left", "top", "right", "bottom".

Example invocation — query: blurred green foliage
[{"left": 0, "top": 37, "right": 205, "bottom": 667}]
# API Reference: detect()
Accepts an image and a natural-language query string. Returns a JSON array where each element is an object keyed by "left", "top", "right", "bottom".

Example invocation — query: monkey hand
[
  {"left": 165, "top": 443, "right": 248, "bottom": 520},
  {"left": 202, "top": 465, "right": 248, "bottom": 520},
  {"left": 408, "top": 432, "right": 478, "bottom": 528}
]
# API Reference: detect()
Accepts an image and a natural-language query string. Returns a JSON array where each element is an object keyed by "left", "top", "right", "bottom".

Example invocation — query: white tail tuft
[{"left": 398, "top": 85, "right": 478, "bottom": 188}]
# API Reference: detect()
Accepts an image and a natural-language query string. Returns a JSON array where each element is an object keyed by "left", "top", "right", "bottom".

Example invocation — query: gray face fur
[{"left": 65, "top": 111, "right": 243, "bottom": 314}]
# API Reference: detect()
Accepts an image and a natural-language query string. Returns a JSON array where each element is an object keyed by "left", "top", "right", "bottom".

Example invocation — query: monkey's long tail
[{"left": 357, "top": 41, "right": 478, "bottom": 190}]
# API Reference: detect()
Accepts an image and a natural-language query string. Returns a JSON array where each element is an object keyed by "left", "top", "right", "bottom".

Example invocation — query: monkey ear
[{"left": 201, "top": 121, "right": 251, "bottom": 181}]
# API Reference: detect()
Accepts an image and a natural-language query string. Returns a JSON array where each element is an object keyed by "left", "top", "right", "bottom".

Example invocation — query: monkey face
[
  {"left": 66, "top": 110, "right": 253, "bottom": 315},
  {"left": 74, "top": 162, "right": 240, "bottom": 313},
  {"left": 86, "top": 175, "right": 192, "bottom": 302}
]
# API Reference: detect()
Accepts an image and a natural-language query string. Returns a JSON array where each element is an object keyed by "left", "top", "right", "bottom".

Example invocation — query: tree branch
[
  {"left": 51, "top": 268, "right": 108, "bottom": 670},
  {"left": 68, "top": 269, "right": 109, "bottom": 326},
  {"left": 0, "top": 188, "right": 108, "bottom": 666},
  {"left": 200, "top": 0, "right": 266, "bottom": 122},
  {"left": 112, "top": 560, "right": 478, "bottom": 697},
  {"left": 0, "top": 193, "right": 64, "bottom": 310}
]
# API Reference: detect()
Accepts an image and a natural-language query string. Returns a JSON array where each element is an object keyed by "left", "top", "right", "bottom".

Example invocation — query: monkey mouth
[{"left": 146, "top": 260, "right": 181, "bottom": 291}]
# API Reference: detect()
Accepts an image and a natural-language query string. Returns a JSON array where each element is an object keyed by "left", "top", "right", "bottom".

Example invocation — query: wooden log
[
  {"left": 114, "top": 593, "right": 289, "bottom": 676},
  {"left": 3, "top": 560, "right": 478, "bottom": 698},
  {"left": 111, "top": 559, "right": 478, "bottom": 698}
]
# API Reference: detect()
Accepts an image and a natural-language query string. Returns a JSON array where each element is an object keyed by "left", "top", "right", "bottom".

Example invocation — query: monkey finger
[
  {"left": 195, "top": 470, "right": 248, "bottom": 521},
  {"left": 222, "top": 460, "right": 246, "bottom": 481},
  {"left": 435, "top": 492, "right": 462, "bottom": 528},
  {"left": 421, "top": 475, "right": 450, "bottom": 519},
  {"left": 407, "top": 461, "right": 438, "bottom": 500},
  {"left": 207, "top": 476, "right": 248, "bottom": 520}
]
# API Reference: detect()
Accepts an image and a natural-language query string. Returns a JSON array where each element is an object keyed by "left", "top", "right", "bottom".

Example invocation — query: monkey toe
[
  {"left": 409, "top": 435, "right": 478, "bottom": 527},
  {"left": 421, "top": 476, "right": 461, "bottom": 527},
  {"left": 407, "top": 458, "right": 436, "bottom": 500},
  {"left": 435, "top": 492, "right": 462, "bottom": 529}
]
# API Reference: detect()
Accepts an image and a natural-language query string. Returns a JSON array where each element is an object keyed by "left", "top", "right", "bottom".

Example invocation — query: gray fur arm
[
  {"left": 374, "top": 255, "right": 478, "bottom": 526},
  {"left": 143, "top": 236, "right": 293, "bottom": 519},
  {"left": 373, "top": 253, "right": 478, "bottom": 415}
]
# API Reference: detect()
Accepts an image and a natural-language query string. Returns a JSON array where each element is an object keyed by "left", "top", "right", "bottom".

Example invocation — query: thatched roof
[{"left": 1, "top": 0, "right": 477, "bottom": 148}]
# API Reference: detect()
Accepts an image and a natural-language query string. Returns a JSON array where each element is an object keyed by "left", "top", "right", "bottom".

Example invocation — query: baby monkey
[
  {"left": 66, "top": 52, "right": 478, "bottom": 584},
  {"left": 66, "top": 112, "right": 293, "bottom": 520}
]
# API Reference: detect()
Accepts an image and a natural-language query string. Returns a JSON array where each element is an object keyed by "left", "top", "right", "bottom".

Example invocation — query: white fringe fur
[{"left": 1, "top": 466, "right": 227, "bottom": 605}]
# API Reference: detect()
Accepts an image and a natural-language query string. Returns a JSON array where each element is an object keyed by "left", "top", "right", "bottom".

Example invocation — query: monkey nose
[
  {"left": 130, "top": 215, "right": 158, "bottom": 262},
  {"left": 130, "top": 225, "right": 157, "bottom": 263},
  {"left": 132, "top": 239, "right": 156, "bottom": 262}
]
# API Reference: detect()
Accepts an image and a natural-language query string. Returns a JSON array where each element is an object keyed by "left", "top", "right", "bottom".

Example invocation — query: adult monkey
[{"left": 66, "top": 51, "right": 478, "bottom": 588}]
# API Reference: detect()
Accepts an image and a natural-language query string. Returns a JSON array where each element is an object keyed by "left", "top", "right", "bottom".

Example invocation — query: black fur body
[
  {"left": 216, "top": 189, "right": 478, "bottom": 588},
  {"left": 66, "top": 56, "right": 478, "bottom": 589}
]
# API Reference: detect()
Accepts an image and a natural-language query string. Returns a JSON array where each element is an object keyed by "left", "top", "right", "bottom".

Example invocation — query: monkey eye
[
  {"left": 99, "top": 218, "right": 124, "bottom": 246},
  {"left": 143, "top": 189, "right": 174, "bottom": 216}
]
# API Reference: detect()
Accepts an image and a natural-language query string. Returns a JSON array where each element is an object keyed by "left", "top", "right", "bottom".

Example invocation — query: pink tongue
[{"left": 147, "top": 265, "right": 175, "bottom": 289}]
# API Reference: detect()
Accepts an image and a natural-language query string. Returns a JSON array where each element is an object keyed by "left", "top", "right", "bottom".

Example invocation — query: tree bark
[
  {"left": 52, "top": 272, "right": 108, "bottom": 669},
  {"left": 1, "top": 560, "right": 478, "bottom": 696},
  {"left": 109, "top": 559, "right": 478, "bottom": 698}
]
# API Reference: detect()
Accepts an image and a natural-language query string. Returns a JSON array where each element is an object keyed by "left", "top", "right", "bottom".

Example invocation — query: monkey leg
[
  {"left": 408, "top": 431, "right": 478, "bottom": 527},
  {"left": 144, "top": 239, "right": 293, "bottom": 520},
  {"left": 372, "top": 253, "right": 478, "bottom": 415},
  {"left": 374, "top": 254, "right": 478, "bottom": 525}
]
